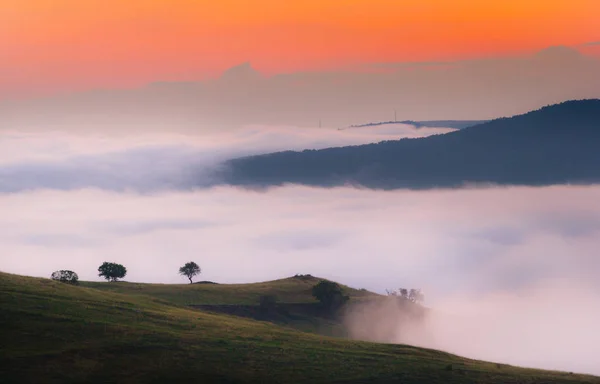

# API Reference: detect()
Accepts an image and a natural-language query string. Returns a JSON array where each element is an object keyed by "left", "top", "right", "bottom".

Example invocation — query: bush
[
  {"left": 50, "top": 270, "right": 79, "bottom": 285},
  {"left": 293, "top": 274, "right": 313, "bottom": 280},
  {"left": 312, "top": 280, "right": 349, "bottom": 310}
]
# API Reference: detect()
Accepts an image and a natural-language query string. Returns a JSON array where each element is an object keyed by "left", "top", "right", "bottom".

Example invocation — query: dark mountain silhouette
[{"left": 219, "top": 100, "right": 600, "bottom": 189}]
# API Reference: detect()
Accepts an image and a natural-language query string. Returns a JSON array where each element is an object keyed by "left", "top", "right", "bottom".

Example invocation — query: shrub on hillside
[
  {"left": 50, "top": 270, "right": 79, "bottom": 285},
  {"left": 312, "top": 280, "right": 349, "bottom": 311},
  {"left": 293, "top": 274, "right": 314, "bottom": 280}
]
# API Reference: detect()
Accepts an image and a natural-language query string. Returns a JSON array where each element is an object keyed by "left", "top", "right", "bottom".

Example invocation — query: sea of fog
[{"left": 1, "top": 123, "right": 599, "bottom": 375}]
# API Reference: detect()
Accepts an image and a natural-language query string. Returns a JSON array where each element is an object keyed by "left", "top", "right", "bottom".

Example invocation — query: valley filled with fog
[{"left": 1, "top": 123, "right": 599, "bottom": 375}]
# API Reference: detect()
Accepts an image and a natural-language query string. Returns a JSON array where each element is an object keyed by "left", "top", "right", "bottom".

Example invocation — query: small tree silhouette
[
  {"left": 98, "top": 262, "right": 127, "bottom": 282},
  {"left": 178, "top": 261, "right": 201, "bottom": 284}
]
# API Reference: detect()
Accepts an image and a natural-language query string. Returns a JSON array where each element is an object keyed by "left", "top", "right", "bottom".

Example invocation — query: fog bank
[
  {"left": 0, "top": 123, "right": 453, "bottom": 193},
  {"left": 1, "top": 126, "right": 599, "bottom": 375},
  {"left": 345, "top": 279, "right": 600, "bottom": 375}
]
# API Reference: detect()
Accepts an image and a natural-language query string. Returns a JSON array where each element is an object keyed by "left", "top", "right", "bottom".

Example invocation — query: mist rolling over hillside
[
  {"left": 3, "top": 116, "right": 600, "bottom": 375},
  {"left": 5, "top": 1, "right": 600, "bottom": 381},
  {"left": 2, "top": 98, "right": 600, "bottom": 377}
]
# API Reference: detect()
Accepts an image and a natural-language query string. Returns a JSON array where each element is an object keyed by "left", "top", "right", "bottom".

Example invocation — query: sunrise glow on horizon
[{"left": 3, "top": 0, "right": 600, "bottom": 97}]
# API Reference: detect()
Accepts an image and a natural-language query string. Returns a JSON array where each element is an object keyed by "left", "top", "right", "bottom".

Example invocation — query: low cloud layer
[
  {"left": 0, "top": 124, "right": 453, "bottom": 193},
  {"left": 3, "top": 184, "right": 600, "bottom": 291},
  {"left": 344, "top": 279, "right": 600, "bottom": 376},
  {"left": 1, "top": 127, "right": 599, "bottom": 375}
]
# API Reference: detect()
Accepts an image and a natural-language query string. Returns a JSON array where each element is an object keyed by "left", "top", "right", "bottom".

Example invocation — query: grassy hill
[
  {"left": 80, "top": 275, "right": 378, "bottom": 336},
  {"left": 79, "top": 274, "right": 375, "bottom": 306},
  {"left": 2, "top": 272, "right": 599, "bottom": 384}
]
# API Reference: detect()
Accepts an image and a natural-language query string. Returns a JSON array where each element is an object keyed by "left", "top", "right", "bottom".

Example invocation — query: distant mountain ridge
[
  {"left": 345, "top": 120, "right": 490, "bottom": 129},
  {"left": 218, "top": 99, "right": 600, "bottom": 189}
]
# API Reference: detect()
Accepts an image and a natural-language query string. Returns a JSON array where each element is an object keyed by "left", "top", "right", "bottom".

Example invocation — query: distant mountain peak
[
  {"left": 534, "top": 45, "right": 583, "bottom": 62},
  {"left": 219, "top": 62, "right": 262, "bottom": 83}
]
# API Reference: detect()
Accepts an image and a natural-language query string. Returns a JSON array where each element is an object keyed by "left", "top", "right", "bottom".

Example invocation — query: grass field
[
  {"left": 79, "top": 274, "right": 375, "bottom": 306},
  {"left": 1, "top": 271, "right": 599, "bottom": 384}
]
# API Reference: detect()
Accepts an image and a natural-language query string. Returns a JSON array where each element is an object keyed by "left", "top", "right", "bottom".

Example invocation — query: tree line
[
  {"left": 50, "top": 261, "right": 202, "bottom": 285},
  {"left": 49, "top": 264, "right": 424, "bottom": 311}
]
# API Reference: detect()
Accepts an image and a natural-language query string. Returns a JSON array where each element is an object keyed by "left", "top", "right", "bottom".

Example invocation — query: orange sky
[{"left": 2, "top": 0, "right": 599, "bottom": 97}]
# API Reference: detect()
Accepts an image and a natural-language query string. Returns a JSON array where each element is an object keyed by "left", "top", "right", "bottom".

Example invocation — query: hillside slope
[
  {"left": 80, "top": 275, "right": 375, "bottom": 306},
  {"left": 2, "top": 272, "right": 599, "bottom": 384},
  {"left": 221, "top": 100, "right": 600, "bottom": 189},
  {"left": 80, "top": 275, "right": 378, "bottom": 336}
]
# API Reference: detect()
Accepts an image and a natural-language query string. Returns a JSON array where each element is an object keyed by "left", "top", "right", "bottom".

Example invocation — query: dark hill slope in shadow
[{"left": 220, "top": 100, "right": 600, "bottom": 190}]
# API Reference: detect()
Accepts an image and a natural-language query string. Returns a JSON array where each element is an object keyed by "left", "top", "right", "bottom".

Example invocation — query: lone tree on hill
[
  {"left": 50, "top": 270, "right": 79, "bottom": 285},
  {"left": 179, "top": 261, "right": 201, "bottom": 284},
  {"left": 98, "top": 262, "right": 127, "bottom": 282},
  {"left": 312, "top": 280, "right": 349, "bottom": 310}
]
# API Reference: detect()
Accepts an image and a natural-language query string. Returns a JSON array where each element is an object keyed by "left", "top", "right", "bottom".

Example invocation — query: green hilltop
[
  {"left": 1, "top": 271, "right": 599, "bottom": 384},
  {"left": 79, "top": 274, "right": 374, "bottom": 306}
]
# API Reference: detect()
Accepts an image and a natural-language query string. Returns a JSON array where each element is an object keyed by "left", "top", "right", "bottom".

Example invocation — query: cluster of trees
[
  {"left": 51, "top": 261, "right": 202, "bottom": 285},
  {"left": 385, "top": 288, "right": 425, "bottom": 303}
]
